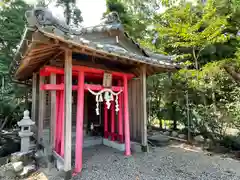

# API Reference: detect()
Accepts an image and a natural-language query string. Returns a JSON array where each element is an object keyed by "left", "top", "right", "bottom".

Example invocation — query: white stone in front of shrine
[{"left": 17, "top": 110, "right": 35, "bottom": 152}]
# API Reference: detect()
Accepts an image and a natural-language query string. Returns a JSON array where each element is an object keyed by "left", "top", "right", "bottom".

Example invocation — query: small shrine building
[{"left": 10, "top": 8, "right": 178, "bottom": 179}]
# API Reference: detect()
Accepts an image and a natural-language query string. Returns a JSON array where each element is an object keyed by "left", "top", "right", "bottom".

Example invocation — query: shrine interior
[{"left": 71, "top": 52, "right": 127, "bottom": 139}]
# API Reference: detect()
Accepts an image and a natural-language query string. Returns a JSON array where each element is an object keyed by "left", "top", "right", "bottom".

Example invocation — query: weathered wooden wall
[
  {"left": 128, "top": 77, "right": 144, "bottom": 141},
  {"left": 43, "top": 93, "right": 78, "bottom": 130}
]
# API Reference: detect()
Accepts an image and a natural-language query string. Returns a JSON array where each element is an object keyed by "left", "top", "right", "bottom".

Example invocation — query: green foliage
[
  {"left": 55, "top": 0, "right": 83, "bottom": 26},
  {"left": 0, "top": 0, "right": 30, "bottom": 68},
  {"left": 105, "top": 0, "right": 151, "bottom": 40},
  {"left": 138, "top": 0, "right": 240, "bottom": 144},
  {"left": 105, "top": 0, "right": 132, "bottom": 30},
  {"left": 153, "top": 0, "right": 232, "bottom": 66},
  {"left": 220, "top": 135, "right": 240, "bottom": 150},
  {"left": 0, "top": 0, "right": 30, "bottom": 128},
  {"left": 0, "top": 0, "right": 84, "bottom": 129}
]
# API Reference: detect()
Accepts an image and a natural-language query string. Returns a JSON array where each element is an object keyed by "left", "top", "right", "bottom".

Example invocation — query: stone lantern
[{"left": 18, "top": 110, "right": 35, "bottom": 152}]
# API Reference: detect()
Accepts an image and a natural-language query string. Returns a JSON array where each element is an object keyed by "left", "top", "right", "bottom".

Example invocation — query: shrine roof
[{"left": 10, "top": 7, "right": 179, "bottom": 80}]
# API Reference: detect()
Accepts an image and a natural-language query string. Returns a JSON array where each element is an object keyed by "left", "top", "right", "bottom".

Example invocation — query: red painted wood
[
  {"left": 41, "top": 67, "right": 110, "bottom": 80},
  {"left": 55, "top": 90, "right": 60, "bottom": 153},
  {"left": 111, "top": 100, "right": 115, "bottom": 141},
  {"left": 118, "top": 134, "right": 124, "bottom": 144},
  {"left": 75, "top": 71, "right": 85, "bottom": 173},
  {"left": 39, "top": 65, "right": 133, "bottom": 158},
  {"left": 41, "top": 84, "right": 65, "bottom": 90},
  {"left": 41, "top": 84, "right": 78, "bottom": 91},
  {"left": 85, "top": 73, "right": 122, "bottom": 80},
  {"left": 60, "top": 90, "right": 65, "bottom": 157},
  {"left": 58, "top": 76, "right": 64, "bottom": 157},
  {"left": 41, "top": 83, "right": 123, "bottom": 92},
  {"left": 109, "top": 132, "right": 118, "bottom": 140},
  {"left": 39, "top": 70, "right": 50, "bottom": 77},
  {"left": 55, "top": 76, "right": 61, "bottom": 153},
  {"left": 45, "top": 66, "right": 64, "bottom": 74},
  {"left": 73, "top": 66, "right": 134, "bottom": 78},
  {"left": 58, "top": 90, "right": 63, "bottom": 155},
  {"left": 84, "top": 84, "right": 123, "bottom": 92},
  {"left": 40, "top": 66, "right": 78, "bottom": 76},
  {"left": 40, "top": 65, "right": 135, "bottom": 79},
  {"left": 123, "top": 75, "right": 131, "bottom": 156},
  {"left": 118, "top": 80, "right": 123, "bottom": 143},
  {"left": 104, "top": 103, "right": 108, "bottom": 139}
]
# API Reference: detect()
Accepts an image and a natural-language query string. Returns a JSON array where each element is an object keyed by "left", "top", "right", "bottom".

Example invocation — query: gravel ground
[{"left": 71, "top": 144, "right": 240, "bottom": 180}]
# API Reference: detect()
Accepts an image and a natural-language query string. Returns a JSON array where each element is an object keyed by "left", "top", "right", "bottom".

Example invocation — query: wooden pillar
[
  {"left": 31, "top": 73, "right": 39, "bottom": 140},
  {"left": 55, "top": 90, "right": 61, "bottom": 153},
  {"left": 64, "top": 49, "right": 72, "bottom": 179},
  {"left": 84, "top": 92, "right": 88, "bottom": 125},
  {"left": 38, "top": 75, "right": 45, "bottom": 144},
  {"left": 123, "top": 75, "right": 131, "bottom": 156},
  {"left": 104, "top": 103, "right": 108, "bottom": 138},
  {"left": 111, "top": 99, "right": 115, "bottom": 141},
  {"left": 60, "top": 86, "right": 65, "bottom": 157},
  {"left": 141, "top": 65, "right": 148, "bottom": 152},
  {"left": 50, "top": 73, "right": 56, "bottom": 159},
  {"left": 31, "top": 73, "right": 37, "bottom": 122},
  {"left": 74, "top": 71, "right": 84, "bottom": 173},
  {"left": 118, "top": 81, "right": 123, "bottom": 143}
]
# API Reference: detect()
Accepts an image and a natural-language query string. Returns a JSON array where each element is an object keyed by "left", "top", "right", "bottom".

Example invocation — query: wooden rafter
[
  {"left": 15, "top": 30, "right": 176, "bottom": 80},
  {"left": 29, "top": 44, "right": 59, "bottom": 54}
]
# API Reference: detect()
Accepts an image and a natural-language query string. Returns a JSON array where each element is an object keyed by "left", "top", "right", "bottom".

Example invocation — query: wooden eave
[
  {"left": 11, "top": 8, "right": 180, "bottom": 80},
  {"left": 14, "top": 29, "right": 178, "bottom": 80}
]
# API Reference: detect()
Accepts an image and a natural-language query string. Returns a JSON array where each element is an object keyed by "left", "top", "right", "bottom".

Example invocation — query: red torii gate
[{"left": 39, "top": 65, "right": 134, "bottom": 173}]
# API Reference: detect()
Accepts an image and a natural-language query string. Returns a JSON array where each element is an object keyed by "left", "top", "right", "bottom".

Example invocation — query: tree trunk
[
  {"left": 157, "top": 96, "right": 163, "bottom": 129},
  {"left": 186, "top": 90, "right": 191, "bottom": 143},
  {"left": 1, "top": 76, "right": 4, "bottom": 93},
  {"left": 0, "top": 116, "right": 9, "bottom": 131},
  {"left": 159, "top": 118, "right": 163, "bottom": 129},
  {"left": 65, "top": 2, "right": 71, "bottom": 25},
  {"left": 25, "top": 88, "right": 28, "bottom": 109},
  {"left": 172, "top": 105, "right": 177, "bottom": 130},
  {"left": 224, "top": 65, "right": 240, "bottom": 82},
  {"left": 173, "top": 120, "right": 177, "bottom": 130}
]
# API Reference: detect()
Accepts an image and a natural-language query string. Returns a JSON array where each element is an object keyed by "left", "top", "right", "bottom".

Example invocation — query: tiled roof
[{"left": 11, "top": 7, "right": 178, "bottom": 76}]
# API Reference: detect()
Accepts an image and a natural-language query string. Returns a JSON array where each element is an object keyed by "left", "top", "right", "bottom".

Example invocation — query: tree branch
[
  {"left": 192, "top": 48, "right": 199, "bottom": 70},
  {"left": 223, "top": 65, "right": 240, "bottom": 83},
  {"left": 0, "top": 116, "right": 9, "bottom": 131}
]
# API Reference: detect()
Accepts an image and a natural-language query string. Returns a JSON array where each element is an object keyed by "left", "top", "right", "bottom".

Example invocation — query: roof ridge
[
  {"left": 100, "top": 11, "right": 122, "bottom": 25},
  {"left": 25, "top": 8, "right": 124, "bottom": 35},
  {"left": 25, "top": 7, "right": 84, "bottom": 35}
]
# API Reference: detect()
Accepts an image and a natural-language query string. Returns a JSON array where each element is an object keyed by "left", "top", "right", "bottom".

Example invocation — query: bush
[{"left": 219, "top": 135, "right": 240, "bottom": 151}]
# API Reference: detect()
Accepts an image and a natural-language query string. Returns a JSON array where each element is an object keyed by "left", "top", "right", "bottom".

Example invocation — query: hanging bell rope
[{"left": 88, "top": 88, "right": 123, "bottom": 115}]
